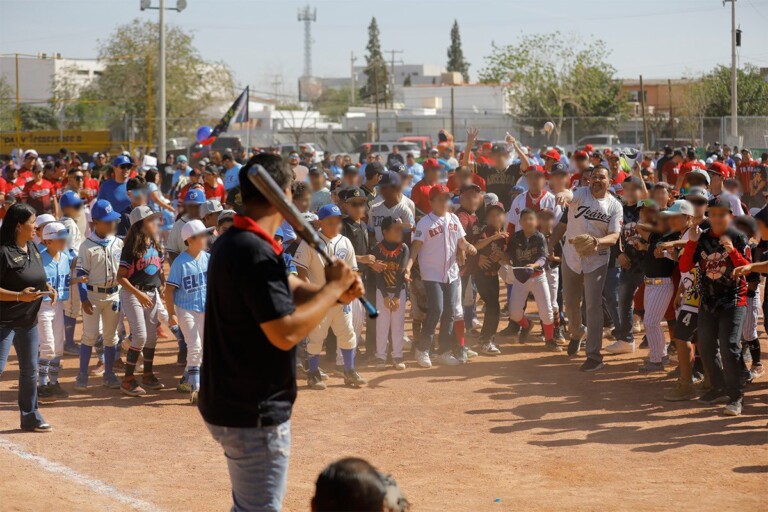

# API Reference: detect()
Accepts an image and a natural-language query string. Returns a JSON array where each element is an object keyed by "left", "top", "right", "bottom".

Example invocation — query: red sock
[
  {"left": 519, "top": 317, "right": 530, "bottom": 329},
  {"left": 454, "top": 320, "right": 465, "bottom": 347},
  {"left": 543, "top": 323, "right": 554, "bottom": 340}
]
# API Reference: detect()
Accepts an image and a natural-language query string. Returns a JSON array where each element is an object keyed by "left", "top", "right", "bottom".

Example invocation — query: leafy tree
[
  {"left": 403, "top": 74, "right": 412, "bottom": 87},
  {"left": 360, "top": 17, "right": 388, "bottom": 105},
  {"left": 446, "top": 20, "right": 470, "bottom": 83},
  {"left": 0, "top": 77, "right": 15, "bottom": 131},
  {"left": 19, "top": 105, "right": 59, "bottom": 130},
  {"left": 480, "top": 32, "right": 625, "bottom": 144},
  {"left": 685, "top": 64, "right": 768, "bottom": 117},
  {"left": 313, "top": 87, "right": 355, "bottom": 121}
]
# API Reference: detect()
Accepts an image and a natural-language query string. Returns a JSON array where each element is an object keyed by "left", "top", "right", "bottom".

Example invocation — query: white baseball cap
[
  {"left": 181, "top": 219, "right": 214, "bottom": 242},
  {"left": 42, "top": 222, "right": 70, "bottom": 241},
  {"left": 23, "top": 149, "right": 39, "bottom": 159},
  {"left": 35, "top": 214, "right": 56, "bottom": 228}
]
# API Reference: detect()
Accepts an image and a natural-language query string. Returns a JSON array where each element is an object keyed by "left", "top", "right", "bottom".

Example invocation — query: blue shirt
[
  {"left": 167, "top": 250, "right": 210, "bottom": 313},
  {"left": 172, "top": 167, "right": 191, "bottom": 188},
  {"left": 405, "top": 163, "right": 424, "bottom": 182},
  {"left": 147, "top": 182, "right": 161, "bottom": 212},
  {"left": 41, "top": 249, "right": 72, "bottom": 302},
  {"left": 98, "top": 179, "right": 130, "bottom": 213},
  {"left": 329, "top": 165, "right": 343, "bottom": 179},
  {"left": 280, "top": 220, "right": 296, "bottom": 246},
  {"left": 223, "top": 163, "right": 242, "bottom": 191}
]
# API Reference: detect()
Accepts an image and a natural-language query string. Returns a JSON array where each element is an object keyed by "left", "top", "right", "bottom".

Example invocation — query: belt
[
  {"left": 135, "top": 284, "right": 158, "bottom": 293},
  {"left": 644, "top": 277, "right": 667, "bottom": 285},
  {"left": 87, "top": 285, "right": 119, "bottom": 294}
]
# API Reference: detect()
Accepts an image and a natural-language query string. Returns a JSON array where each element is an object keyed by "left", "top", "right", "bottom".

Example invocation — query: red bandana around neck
[{"left": 233, "top": 214, "right": 283, "bottom": 255}]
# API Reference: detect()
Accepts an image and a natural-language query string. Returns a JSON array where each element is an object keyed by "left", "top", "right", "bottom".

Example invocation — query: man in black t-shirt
[
  {"left": 200, "top": 154, "right": 363, "bottom": 511},
  {"left": 463, "top": 128, "right": 529, "bottom": 210}
]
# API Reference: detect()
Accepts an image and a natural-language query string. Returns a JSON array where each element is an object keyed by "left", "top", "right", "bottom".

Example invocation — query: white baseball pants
[
  {"left": 742, "top": 287, "right": 761, "bottom": 341},
  {"left": 545, "top": 266, "right": 560, "bottom": 316},
  {"left": 350, "top": 297, "right": 365, "bottom": 341},
  {"left": 643, "top": 278, "right": 674, "bottom": 363},
  {"left": 81, "top": 292, "right": 121, "bottom": 347},
  {"left": 508, "top": 273, "right": 553, "bottom": 324},
  {"left": 307, "top": 304, "right": 356, "bottom": 355},
  {"left": 375, "top": 289, "right": 406, "bottom": 360},
  {"left": 38, "top": 301, "right": 64, "bottom": 360},
  {"left": 176, "top": 306, "right": 204, "bottom": 369}
]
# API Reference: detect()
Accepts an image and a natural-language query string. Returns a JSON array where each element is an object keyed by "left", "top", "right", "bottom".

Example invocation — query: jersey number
[{"left": 680, "top": 312, "right": 692, "bottom": 326}]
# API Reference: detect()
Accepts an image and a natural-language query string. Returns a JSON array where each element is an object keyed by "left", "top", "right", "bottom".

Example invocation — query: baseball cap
[
  {"left": 708, "top": 161, "right": 730, "bottom": 176},
  {"left": 583, "top": 144, "right": 594, "bottom": 153},
  {"left": 342, "top": 164, "right": 358, "bottom": 176},
  {"left": 181, "top": 219, "right": 214, "bottom": 241},
  {"left": 23, "top": 149, "right": 39, "bottom": 159},
  {"left": 483, "top": 193, "right": 500, "bottom": 205},
  {"left": 707, "top": 196, "right": 732, "bottom": 212},
  {"left": 129, "top": 205, "right": 161, "bottom": 226},
  {"left": 573, "top": 150, "right": 589, "bottom": 160},
  {"left": 176, "top": 155, "right": 188, "bottom": 163},
  {"left": 460, "top": 183, "right": 482, "bottom": 194},
  {"left": 317, "top": 204, "right": 342, "bottom": 220},
  {"left": 218, "top": 209, "right": 236, "bottom": 224},
  {"left": 684, "top": 186, "right": 709, "bottom": 203},
  {"left": 308, "top": 166, "right": 323, "bottom": 177},
  {"left": 686, "top": 168, "right": 711, "bottom": 185},
  {"left": 753, "top": 206, "right": 768, "bottom": 225},
  {"left": 527, "top": 164, "right": 546, "bottom": 174},
  {"left": 481, "top": 142, "right": 493, "bottom": 151},
  {"left": 510, "top": 185, "right": 526, "bottom": 195},
  {"left": 485, "top": 200, "right": 505, "bottom": 213},
  {"left": 550, "top": 162, "right": 568, "bottom": 175},
  {"left": 302, "top": 212, "right": 319, "bottom": 223},
  {"left": 341, "top": 187, "right": 366, "bottom": 202},
  {"left": 91, "top": 200, "right": 121, "bottom": 222},
  {"left": 490, "top": 143, "right": 509, "bottom": 154},
  {"left": 59, "top": 190, "right": 83, "bottom": 209},
  {"left": 423, "top": 158, "right": 443, "bottom": 170},
  {"left": 638, "top": 198, "right": 659, "bottom": 210},
  {"left": 428, "top": 184, "right": 451, "bottom": 201},
  {"left": 381, "top": 216, "right": 403, "bottom": 232},
  {"left": 201, "top": 199, "right": 223, "bottom": 217},
  {"left": 543, "top": 148, "right": 561, "bottom": 161},
  {"left": 379, "top": 171, "right": 401, "bottom": 188},
  {"left": 365, "top": 162, "right": 385, "bottom": 180},
  {"left": 42, "top": 222, "right": 69, "bottom": 241},
  {"left": 185, "top": 188, "right": 206, "bottom": 205},
  {"left": 34, "top": 213, "right": 56, "bottom": 228},
  {"left": 660, "top": 199, "right": 694, "bottom": 216}
]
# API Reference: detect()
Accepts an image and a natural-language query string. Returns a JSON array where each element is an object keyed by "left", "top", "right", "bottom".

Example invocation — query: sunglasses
[
  {"left": 73, "top": 175, "right": 84, "bottom": 180},
  {"left": 119, "top": 164, "right": 132, "bottom": 170}
]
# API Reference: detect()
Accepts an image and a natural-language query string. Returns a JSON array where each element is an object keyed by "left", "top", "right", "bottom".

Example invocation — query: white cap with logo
[{"left": 181, "top": 219, "right": 214, "bottom": 241}]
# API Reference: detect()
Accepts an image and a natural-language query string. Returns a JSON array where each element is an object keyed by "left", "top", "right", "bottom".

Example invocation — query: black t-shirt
[
  {"left": 119, "top": 241, "right": 164, "bottom": 289},
  {"left": 621, "top": 203, "right": 645, "bottom": 270},
  {"left": 643, "top": 232, "right": 680, "bottom": 278},
  {"left": 341, "top": 217, "right": 369, "bottom": 256},
  {"left": 160, "top": 163, "right": 175, "bottom": 194},
  {"left": 117, "top": 206, "right": 132, "bottom": 239},
  {"left": 199, "top": 225, "right": 297, "bottom": 428},
  {"left": 476, "top": 163, "right": 521, "bottom": 210},
  {"left": 0, "top": 242, "right": 47, "bottom": 328},
  {"left": 505, "top": 230, "right": 547, "bottom": 267}
]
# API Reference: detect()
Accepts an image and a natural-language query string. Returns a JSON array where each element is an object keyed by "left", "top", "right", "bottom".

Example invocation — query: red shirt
[
  {"left": 611, "top": 170, "right": 629, "bottom": 194},
  {"left": 446, "top": 172, "right": 486, "bottom": 195},
  {"left": 737, "top": 159, "right": 759, "bottom": 194},
  {"left": 0, "top": 177, "right": 6, "bottom": 220},
  {"left": 178, "top": 182, "right": 205, "bottom": 204},
  {"left": 204, "top": 182, "right": 226, "bottom": 203},
  {"left": 662, "top": 160, "right": 680, "bottom": 184},
  {"left": 82, "top": 177, "right": 100, "bottom": 200},
  {"left": 22, "top": 179, "right": 56, "bottom": 214},
  {"left": 17, "top": 169, "right": 34, "bottom": 183},
  {"left": 410, "top": 179, "right": 436, "bottom": 215}
]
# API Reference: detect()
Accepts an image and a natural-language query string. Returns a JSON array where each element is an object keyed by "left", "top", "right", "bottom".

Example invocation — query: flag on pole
[{"left": 210, "top": 86, "right": 249, "bottom": 141}]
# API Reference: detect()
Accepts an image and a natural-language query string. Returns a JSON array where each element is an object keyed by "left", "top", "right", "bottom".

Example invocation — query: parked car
[
  {"left": 575, "top": 134, "right": 622, "bottom": 151},
  {"left": 274, "top": 143, "right": 324, "bottom": 164},
  {"left": 355, "top": 141, "right": 421, "bottom": 164},
  {"left": 397, "top": 136, "right": 434, "bottom": 157}
]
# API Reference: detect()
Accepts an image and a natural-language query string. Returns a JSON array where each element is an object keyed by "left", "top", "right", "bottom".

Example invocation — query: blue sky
[{"left": 2, "top": 0, "right": 768, "bottom": 98}]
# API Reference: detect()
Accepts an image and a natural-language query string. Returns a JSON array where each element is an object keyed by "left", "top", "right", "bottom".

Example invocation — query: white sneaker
[
  {"left": 480, "top": 341, "right": 501, "bottom": 355},
  {"left": 436, "top": 351, "right": 460, "bottom": 366},
  {"left": 414, "top": 350, "right": 432, "bottom": 368},
  {"left": 633, "top": 315, "right": 644, "bottom": 333},
  {"left": 403, "top": 337, "right": 413, "bottom": 352},
  {"left": 605, "top": 340, "right": 635, "bottom": 354},
  {"left": 471, "top": 318, "right": 481, "bottom": 329},
  {"left": 465, "top": 347, "right": 478, "bottom": 359}
]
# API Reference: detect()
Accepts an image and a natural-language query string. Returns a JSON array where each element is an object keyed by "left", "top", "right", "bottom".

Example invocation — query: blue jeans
[
  {"left": 418, "top": 279, "right": 459, "bottom": 354},
  {"left": 206, "top": 420, "right": 291, "bottom": 512},
  {"left": 616, "top": 269, "right": 644, "bottom": 343},
  {"left": 698, "top": 306, "right": 748, "bottom": 401},
  {"left": 603, "top": 266, "right": 620, "bottom": 329},
  {"left": 0, "top": 325, "right": 45, "bottom": 429}
]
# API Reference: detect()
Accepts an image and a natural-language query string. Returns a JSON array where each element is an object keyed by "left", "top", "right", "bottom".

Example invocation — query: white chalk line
[{"left": 0, "top": 437, "right": 162, "bottom": 512}]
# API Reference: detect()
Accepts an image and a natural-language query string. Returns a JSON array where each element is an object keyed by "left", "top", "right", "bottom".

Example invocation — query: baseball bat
[{"left": 245, "top": 160, "right": 379, "bottom": 319}]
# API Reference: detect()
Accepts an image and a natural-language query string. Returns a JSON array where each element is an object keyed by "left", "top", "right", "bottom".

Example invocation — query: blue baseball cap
[
  {"left": 317, "top": 204, "right": 342, "bottom": 220},
  {"left": 91, "top": 199, "right": 121, "bottom": 222},
  {"left": 185, "top": 188, "right": 206, "bottom": 205},
  {"left": 59, "top": 190, "right": 83, "bottom": 209},
  {"left": 379, "top": 171, "right": 401, "bottom": 188}
]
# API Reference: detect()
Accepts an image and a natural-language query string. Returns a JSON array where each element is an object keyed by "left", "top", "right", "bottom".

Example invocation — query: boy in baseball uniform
[
  {"left": 294, "top": 204, "right": 366, "bottom": 390},
  {"left": 58, "top": 190, "right": 85, "bottom": 356}
]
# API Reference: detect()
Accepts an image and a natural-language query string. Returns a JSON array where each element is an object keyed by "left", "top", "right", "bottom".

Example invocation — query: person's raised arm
[
  {"left": 463, "top": 128, "right": 479, "bottom": 168},
  {"left": 506, "top": 133, "right": 529, "bottom": 172},
  {"left": 548, "top": 221, "right": 567, "bottom": 254}
]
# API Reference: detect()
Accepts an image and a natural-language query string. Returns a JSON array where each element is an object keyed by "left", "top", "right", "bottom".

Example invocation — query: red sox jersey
[{"left": 413, "top": 212, "right": 466, "bottom": 283}]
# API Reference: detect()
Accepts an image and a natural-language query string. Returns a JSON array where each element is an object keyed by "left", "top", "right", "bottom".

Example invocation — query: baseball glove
[{"left": 569, "top": 234, "right": 598, "bottom": 257}]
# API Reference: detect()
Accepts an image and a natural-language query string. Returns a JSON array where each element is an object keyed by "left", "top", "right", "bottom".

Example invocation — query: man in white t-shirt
[
  {"left": 293, "top": 203, "right": 366, "bottom": 390},
  {"left": 549, "top": 166, "right": 622, "bottom": 372},
  {"left": 404, "top": 184, "right": 477, "bottom": 369}
]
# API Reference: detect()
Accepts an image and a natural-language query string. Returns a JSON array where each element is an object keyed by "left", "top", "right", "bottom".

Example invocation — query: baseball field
[{"left": 0, "top": 322, "right": 766, "bottom": 512}]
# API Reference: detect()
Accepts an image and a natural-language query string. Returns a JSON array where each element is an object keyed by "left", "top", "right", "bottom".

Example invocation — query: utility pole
[
  {"left": 668, "top": 79, "right": 675, "bottom": 146},
  {"left": 350, "top": 52, "right": 357, "bottom": 105},
  {"left": 297, "top": 5, "right": 317, "bottom": 78},
  {"left": 374, "top": 65, "right": 380, "bottom": 142},
  {"left": 724, "top": 0, "right": 738, "bottom": 139},
  {"left": 385, "top": 49, "right": 403, "bottom": 109},
  {"left": 450, "top": 87, "right": 455, "bottom": 137},
  {"left": 271, "top": 75, "right": 283, "bottom": 105},
  {"left": 639, "top": 75, "right": 649, "bottom": 151}
]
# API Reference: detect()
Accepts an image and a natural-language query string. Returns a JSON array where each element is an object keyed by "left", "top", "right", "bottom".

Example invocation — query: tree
[
  {"left": 686, "top": 64, "right": 768, "bottom": 117},
  {"left": 446, "top": 20, "right": 470, "bottom": 83},
  {"left": 360, "top": 17, "right": 388, "bottom": 105},
  {"left": 480, "top": 32, "right": 625, "bottom": 144},
  {"left": 313, "top": 87, "right": 355, "bottom": 121},
  {"left": 403, "top": 74, "right": 412, "bottom": 87},
  {"left": 0, "top": 77, "right": 15, "bottom": 131}
]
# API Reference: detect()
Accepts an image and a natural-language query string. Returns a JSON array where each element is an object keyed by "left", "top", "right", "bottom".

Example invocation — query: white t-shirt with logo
[
  {"left": 368, "top": 199, "right": 415, "bottom": 243},
  {"left": 293, "top": 232, "right": 357, "bottom": 285},
  {"left": 506, "top": 190, "right": 561, "bottom": 232},
  {"left": 413, "top": 212, "right": 466, "bottom": 283},
  {"left": 562, "top": 187, "right": 622, "bottom": 274}
]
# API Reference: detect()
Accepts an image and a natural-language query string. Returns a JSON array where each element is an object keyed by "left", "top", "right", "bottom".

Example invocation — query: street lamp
[{"left": 140, "top": 0, "right": 186, "bottom": 161}]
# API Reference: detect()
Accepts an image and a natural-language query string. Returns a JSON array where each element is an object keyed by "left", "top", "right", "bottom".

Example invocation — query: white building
[
  {"left": 321, "top": 63, "right": 447, "bottom": 91},
  {"left": 402, "top": 84, "right": 510, "bottom": 115},
  {"left": 0, "top": 54, "right": 103, "bottom": 104}
]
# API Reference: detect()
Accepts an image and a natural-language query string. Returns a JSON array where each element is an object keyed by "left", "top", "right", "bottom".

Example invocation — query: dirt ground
[{"left": 1, "top": 319, "right": 766, "bottom": 512}]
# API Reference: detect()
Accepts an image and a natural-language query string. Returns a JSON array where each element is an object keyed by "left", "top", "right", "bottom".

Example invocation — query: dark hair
[
  {"left": 0, "top": 203, "right": 36, "bottom": 246},
  {"left": 238, "top": 153, "right": 291, "bottom": 205},
  {"left": 126, "top": 176, "right": 146, "bottom": 192},
  {"left": 653, "top": 182, "right": 672, "bottom": 192},
  {"left": 312, "top": 457, "right": 386, "bottom": 512},
  {"left": 592, "top": 165, "right": 610, "bottom": 178},
  {"left": 144, "top": 169, "right": 158, "bottom": 184},
  {"left": 519, "top": 207, "right": 537, "bottom": 220},
  {"left": 291, "top": 180, "right": 310, "bottom": 198},
  {"left": 123, "top": 218, "right": 158, "bottom": 262}
]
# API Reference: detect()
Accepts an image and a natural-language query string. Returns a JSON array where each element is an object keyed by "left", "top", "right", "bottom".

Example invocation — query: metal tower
[{"left": 297, "top": 4, "right": 316, "bottom": 77}]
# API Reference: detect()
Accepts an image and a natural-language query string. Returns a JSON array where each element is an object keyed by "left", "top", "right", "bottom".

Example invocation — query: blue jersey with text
[
  {"left": 40, "top": 249, "right": 72, "bottom": 301},
  {"left": 167, "top": 250, "right": 210, "bottom": 313}
]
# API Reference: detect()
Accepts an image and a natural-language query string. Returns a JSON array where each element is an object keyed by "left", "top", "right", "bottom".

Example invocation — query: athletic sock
[
  {"left": 78, "top": 344, "right": 93, "bottom": 374},
  {"left": 142, "top": 347, "right": 155, "bottom": 374},
  {"left": 454, "top": 320, "right": 465, "bottom": 347},
  {"left": 63, "top": 315, "right": 77, "bottom": 348},
  {"left": 747, "top": 338, "right": 761, "bottom": 364},
  {"left": 125, "top": 347, "right": 141, "bottom": 378},
  {"left": 463, "top": 306, "right": 474, "bottom": 332},
  {"left": 542, "top": 323, "right": 554, "bottom": 340},
  {"left": 341, "top": 348, "right": 354, "bottom": 371},
  {"left": 103, "top": 345, "right": 116, "bottom": 376},
  {"left": 308, "top": 355, "right": 320, "bottom": 373},
  {"left": 187, "top": 366, "right": 200, "bottom": 391},
  {"left": 38, "top": 358, "right": 51, "bottom": 386},
  {"left": 49, "top": 356, "right": 61, "bottom": 384},
  {"left": 171, "top": 325, "right": 185, "bottom": 348},
  {"left": 519, "top": 317, "right": 530, "bottom": 329}
]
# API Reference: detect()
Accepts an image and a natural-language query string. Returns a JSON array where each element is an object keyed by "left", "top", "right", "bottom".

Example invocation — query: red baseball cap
[
  {"left": 481, "top": 142, "right": 493, "bottom": 151},
  {"left": 584, "top": 144, "right": 594, "bottom": 153},
  {"left": 528, "top": 164, "right": 546, "bottom": 174},
  {"left": 429, "top": 183, "right": 451, "bottom": 200},
  {"left": 423, "top": 158, "right": 443, "bottom": 170},
  {"left": 708, "top": 161, "right": 732, "bottom": 176},
  {"left": 573, "top": 150, "right": 589, "bottom": 160},
  {"left": 543, "top": 149, "right": 561, "bottom": 161}
]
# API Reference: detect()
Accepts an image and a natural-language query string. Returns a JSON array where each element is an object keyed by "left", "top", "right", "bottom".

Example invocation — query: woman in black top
[{"left": 0, "top": 203, "right": 54, "bottom": 432}]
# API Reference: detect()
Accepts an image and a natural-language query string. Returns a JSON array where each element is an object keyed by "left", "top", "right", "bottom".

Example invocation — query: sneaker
[
  {"left": 698, "top": 389, "right": 730, "bottom": 405},
  {"left": 518, "top": 323, "right": 533, "bottom": 344},
  {"left": 141, "top": 374, "right": 165, "bottom": 390},
  {"left": 567, "top": 337, "right": 582, "bottom": 357},
  {"left": 176, "top": 348, "right": 187, "bottom": 367},
  {"left": 605, "top": 340, "right": 635, "bottom": 354},
  {"left": 344, "top": 369, "right": 367, "bottom": 388},
  {"left": 544, "top": 339, "right": 562, "bottom": 352},
  {"left": 190, "top": 390, "right": 199, "bottom": 404},
  {"left": 103, "top": 373, "right": 121, "bottom": 389},
  {"left": 480, "top": 340, "right": 501, "bottom": 356},
  {"left": 638, "top": 361, "right": 665, "bottom": 373},
  {"left": 49, "top": 382, "right": 69, "bottom": 399},
  {"left": 414, "top": 350, "right": 432, "bottom": 368},
  {"left": 749, "top": 363, "right": 764, "bottom": 381},
  {"left": 553, "top": 326, "right": 566, "bottom": 343},
  {"left": 664, "top": 381, "right": 696, "bottom": 401},
  {"left": 89, "top": 360, "right": 105, "bottom": 377},
  {"left": 603, "top": 326, "right": 615, "bottom": 340},
  {"left": 318, "top": 368, "right": 330, "bottom": 381},
  {"left": 465, "top": 347, "right": 478, "bottom": 359},
  {"left": 454, "top": 348, "right": 468, "bottom": 364},
  {"left": 375, "top": 358, "right": 388, "bottom": 370},
  {"left": 579, "top": 359, "right": 605, "bottom": 372},
  {"left": 497, "top": 323, "right": 519, "bottom": 340},
  {"left": 22, "top": 422, "right": 53, "bottom": 433},
  {"left": 667, "top": 341, "right": 677, "bottom": 355},
  {"left": 393, "top": 358, "right": 406, "bottom": 370},
  {"left": 121, "top": 378, "right": 147, "bottom": 397},
  {"left": 37, "top": 385, "right": 57, "bottom": 404},
  {"left": 176, "top": 380, "right": 193, "bottom": 393},
  {"left": 63, "top": 343, "right": 80, "bottom": 356},
  {"left": 471, "top": 318, "right": 481, "bottom": 330},
  {"left": 723, "top": 398, "right": 743, "bottom": 416},
  {"left": 403, "top": 337, "right": 413, "bottom": 352},
  {"left": 307, "top": 371, "right": 327, "bottom": 390},
  {"left": 74, "top": 373, "right": 88, "bottom": 391},
  {"left": 436, "top": 351, "right": 460, "bottom": 366}
]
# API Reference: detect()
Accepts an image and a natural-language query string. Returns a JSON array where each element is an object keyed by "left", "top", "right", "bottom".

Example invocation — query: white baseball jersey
[
  {"left": 413, "top": 212, "right": 466, "bottom": 283},
  {"left": 368, "top": 199, "right": 415, "bottom": 242},
  {"left": 562, "top": 187, "right": 622, "bottom": 274},
  {"left": 293, "top": 232, "right": 358, "bottom": 285},
  {"left": 506, "top": 190, "right": 561, "bottom": 232}
]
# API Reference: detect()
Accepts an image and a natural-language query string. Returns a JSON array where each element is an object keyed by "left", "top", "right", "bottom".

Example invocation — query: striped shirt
[{"left": 167, "top": 250, "right": 210, "bottom": 313}]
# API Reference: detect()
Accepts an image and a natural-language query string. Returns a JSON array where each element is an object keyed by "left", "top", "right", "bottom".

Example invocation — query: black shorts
[{"left": 673, "top": 310, "right": 698, "bottom": 342}]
